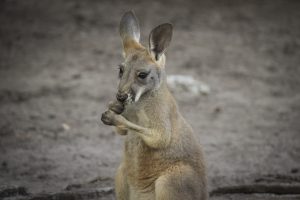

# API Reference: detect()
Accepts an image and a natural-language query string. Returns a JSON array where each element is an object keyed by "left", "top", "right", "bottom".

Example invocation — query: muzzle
[{"left": 116, "top": 92, "right": 129, "bottom": 103}]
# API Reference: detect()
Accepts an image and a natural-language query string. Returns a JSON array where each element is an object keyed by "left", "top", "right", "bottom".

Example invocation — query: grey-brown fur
[{"left": 101, "top": 11, "right": 207, "bottom": 200}]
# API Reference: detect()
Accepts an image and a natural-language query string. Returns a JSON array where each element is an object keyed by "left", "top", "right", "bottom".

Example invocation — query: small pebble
[
  {"left": 72, "top": 73, "right": 81, "bottom": 79},
  {"left": 48, "top": 114, "right": 56, "bottom": 119},
  {"left": 214, "top": 106, "right": 222, "bottom": 113},
  {"left": 62, "top": 123, "right": 70, "bottom": 131}
]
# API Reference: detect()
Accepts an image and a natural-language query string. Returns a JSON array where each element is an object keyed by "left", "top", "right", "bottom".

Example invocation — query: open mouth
[
  {"left": 124, "top": 93, "right": 134, "bottom": 104},
  {"left": 123, "top": 88, "right": 144, "bottom": 104}
]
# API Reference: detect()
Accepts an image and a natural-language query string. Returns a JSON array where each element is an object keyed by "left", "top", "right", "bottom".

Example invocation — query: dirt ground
[{"left": 0, "top": 0, "right": 300, "bottom": 199}]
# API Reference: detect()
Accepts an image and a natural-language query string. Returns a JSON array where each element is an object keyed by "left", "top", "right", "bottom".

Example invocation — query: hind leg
[
  {"left": 155, "top": 165, "right": 207, "bottom": 200},
  {"left": 115, "top": 163, "right": 129, "bottom": 200}
]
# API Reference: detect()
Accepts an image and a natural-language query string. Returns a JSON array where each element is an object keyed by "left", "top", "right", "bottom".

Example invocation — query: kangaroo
[{"left": 101, "top": 11, "right": 207, "bottom": 200}]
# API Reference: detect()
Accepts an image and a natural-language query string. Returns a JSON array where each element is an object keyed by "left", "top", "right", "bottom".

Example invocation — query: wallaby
[{"left": 101, "top": 11, "right": 207, "bottom": 200}]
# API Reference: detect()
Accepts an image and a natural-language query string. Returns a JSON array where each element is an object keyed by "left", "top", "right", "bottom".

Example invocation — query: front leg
[
  {"left": 101, "top": 110, "right": 171, "bottom": 149},
  {"left": 103, "top": 101, "right": 128, "bottom": 135}
]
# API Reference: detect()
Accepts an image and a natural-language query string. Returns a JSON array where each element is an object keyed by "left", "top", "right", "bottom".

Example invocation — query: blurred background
[{"left": 0, "top": 0, "right": 299, "bottom": 199}]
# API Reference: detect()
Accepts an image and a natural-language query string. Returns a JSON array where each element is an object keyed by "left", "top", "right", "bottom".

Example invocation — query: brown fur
[
  {"left": 122, "top": 38, "right": 145, "bottom": 57},
  {"left": 101, "top": 12, "right": 207, "bottom": 200}
]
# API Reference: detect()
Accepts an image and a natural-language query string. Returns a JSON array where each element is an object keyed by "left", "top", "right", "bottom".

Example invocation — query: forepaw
[
  {"left": 101, "top": 110, "right": 116, "bottom": 126},
  {"left": 108, "top": 101, "right": 125, "bottom": 114}
]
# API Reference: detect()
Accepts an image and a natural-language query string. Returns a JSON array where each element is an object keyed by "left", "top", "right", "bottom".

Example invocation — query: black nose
[{"left": 116, "top": 93, "right": 128, "bottom": 102}]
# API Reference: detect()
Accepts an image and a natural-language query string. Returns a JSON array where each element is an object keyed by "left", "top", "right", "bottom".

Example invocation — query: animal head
[{"left": 116, "top": 11, "right": 172, "bottom": 104}]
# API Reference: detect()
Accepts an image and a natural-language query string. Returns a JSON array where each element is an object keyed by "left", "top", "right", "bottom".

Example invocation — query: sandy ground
[{"left": 0, "top": 0, "right": 300, "bottom": 199}]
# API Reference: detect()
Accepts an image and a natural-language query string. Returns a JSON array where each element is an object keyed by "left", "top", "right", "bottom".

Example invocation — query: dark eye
[
  {"left": 137, "top": 72, "right": 148, "bottom": 79},
  {"left": 118, "top": 65, "right": 124, "bottom": 78}
]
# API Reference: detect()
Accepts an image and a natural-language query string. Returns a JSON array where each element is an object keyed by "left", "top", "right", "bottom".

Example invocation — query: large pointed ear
[
  {"left": 149, "top": 23, "right": 173, "bottom": 61},
  {"left": 119, "top": 11, "right": 141, "bottom": 55}
]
